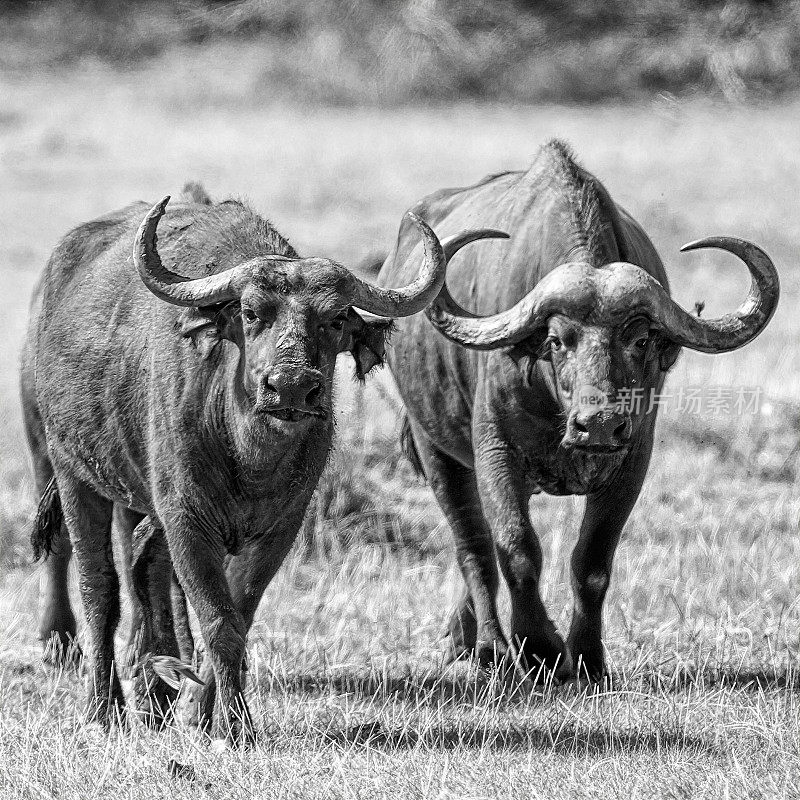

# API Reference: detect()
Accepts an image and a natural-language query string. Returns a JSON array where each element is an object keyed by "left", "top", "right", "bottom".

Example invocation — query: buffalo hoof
[
  {"left": 443, "top": 604, "right": 514, "bottom": 669},
  {"left": 133, "top": 672, "right": 178, "bottom": 729},
  {"left": 84, "top": 692, "right": 127, "bottom": 730},
  {"left": 511, "top": 632, "right": 573, "bottom": 683},
  {"left": 41, "top": 632, "right": 82, "bottom": 669},
  {"left": 567, "top": 641, "right": 607, "bottom": 684},
  {"left": 212, "top": 704, "right": 256, "bottom": 749},
  {"left": 444, "top": 633, "right": 513, "bottom": 671}
]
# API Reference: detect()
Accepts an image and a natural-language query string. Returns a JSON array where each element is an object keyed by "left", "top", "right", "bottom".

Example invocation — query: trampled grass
[{"left": 1, "top": 60, "right": 800, "bottom": 797}]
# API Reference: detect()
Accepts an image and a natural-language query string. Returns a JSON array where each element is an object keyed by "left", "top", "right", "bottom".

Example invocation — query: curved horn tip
[
  {"left": 143, "top": 195, "right": 171, "bottom": 226},
  {"left": 680, "top": 235, "right": 745, "bottom": 253}
]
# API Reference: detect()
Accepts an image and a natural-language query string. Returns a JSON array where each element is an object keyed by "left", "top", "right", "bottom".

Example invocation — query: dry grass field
[{"left": 1, "top": 58, "right": 800, "bottom": 798}]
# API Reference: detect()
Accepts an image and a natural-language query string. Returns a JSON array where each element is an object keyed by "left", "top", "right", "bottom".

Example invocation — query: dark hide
[
  {"left": 378, "top": 140, "right": 676, "bottom": 680},
  {"left": 21, "top": 193, "right": 391, "bottom": 743}
]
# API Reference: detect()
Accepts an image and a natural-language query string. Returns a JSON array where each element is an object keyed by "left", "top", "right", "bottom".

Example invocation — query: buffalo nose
[
  {"left": 565, "top": 408, "right": 631, "bottom": 449},
  {"left": 262, "top": 368, "right": 324, "bottom": 410}
]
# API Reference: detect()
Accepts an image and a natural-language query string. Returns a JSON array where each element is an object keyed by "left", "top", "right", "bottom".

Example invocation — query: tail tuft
[
  {"left": 180, "top": 181, "right": 213, "bottom": 205},
  {"left": 400, "top": 415, "right": 426, "bottom": 479},
  {"left": 31, "top": 477, "right": 62, "bottom": 562}
]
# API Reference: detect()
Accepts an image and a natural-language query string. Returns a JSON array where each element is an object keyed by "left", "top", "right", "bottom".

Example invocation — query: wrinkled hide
[
  {"left": 22, "top": 191, "right": 452, "bottom": 743},
  {"left": 378, "top": 140, "right": 778, "bottom": 680}
]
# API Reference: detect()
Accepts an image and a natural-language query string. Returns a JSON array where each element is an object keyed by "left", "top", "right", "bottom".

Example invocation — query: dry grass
[{"left": 1, "top": 59, "right": 800, "bottom": 797}]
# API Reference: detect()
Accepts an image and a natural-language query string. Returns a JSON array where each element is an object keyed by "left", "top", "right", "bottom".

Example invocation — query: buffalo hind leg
[
  {"left": 31, "top": 461, "right": 78, "bottom": 664},
  {"left": 113, "top": 505, "right": 145, "bottom": 673},
  {"left": 22, "top": 368, "right": 78, "bottom": 663},
  {"left": 567, "top": 429, "right": 653, "bottom": 681},
  {"left": 130, "top": 518, "right": 180, "bottom": 726},
  {"left": 56, "top": 473, "right": 124, "bottom": 725},
  {"left": 408, "top": 420, "right": 508, "bottom": 667},
  {"left": 182, "top": 499, "right": 311, "bottom": 730},
  {"left": 39, "top": 533, "right": 78, "bottom": 664},
  {"left": 474, "top": 434, "right": 571, "bottom": 680}
]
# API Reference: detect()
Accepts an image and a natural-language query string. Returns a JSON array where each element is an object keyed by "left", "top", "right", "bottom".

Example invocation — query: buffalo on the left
[{"left": 19, "top": 183, "right": 503, "bottom": 746}]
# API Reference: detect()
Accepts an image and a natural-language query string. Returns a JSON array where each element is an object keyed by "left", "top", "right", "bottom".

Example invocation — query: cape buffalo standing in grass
[
  {"left": 21, "top": 185, "right": 494, "bottom": 744},
  {"left": 377, "top": 141, "right": 779, "bottom": 681}
]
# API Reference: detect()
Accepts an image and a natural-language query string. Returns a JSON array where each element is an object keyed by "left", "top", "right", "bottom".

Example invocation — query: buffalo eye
[
  {"left": 241, "top": 308, "right": 258, "bottom": 325},
  {"left": 323, "top": 313, "right": 349, "bottom": 332},
  {"left": 634, "top": 335, "right": 649, "bottom": 351}
]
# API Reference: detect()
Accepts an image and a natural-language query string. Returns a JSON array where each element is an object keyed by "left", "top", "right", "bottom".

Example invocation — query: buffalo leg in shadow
[
  {"left": 180, "top": 496, "right": 312, "bottom": 732},
  {"left": 171, "top": 572, "right": 195, "bottom": 665},
  {"left": 130, "top": 517, "right": 180, "bottom": 726},
  {"left": 23, "top": 396, "right": 78, "bottom": 663},
  {"left": 407, "top": 419, "right": 508, "bottom": 667},
  {"left": 114, "top": 503, "right": 196, "bottom": 671},
  {"left": 473, "top": 431, "right": 572, "bottom": 679},
  {"left": 567, "top": 420, "right": 654, "bottom": 681},
  {"left": 113, "top": 505, "right": 145, "bottom": 673},
  {"left": 56, "top": 472, "right": 124, "bottom": 725}
]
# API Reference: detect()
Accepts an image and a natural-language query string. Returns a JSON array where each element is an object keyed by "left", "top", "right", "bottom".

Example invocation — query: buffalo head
[
  {"left": 426, "top": 234, "right": 780, "bottom": 454},
  {"left": 133, "top": 197, "right": 455, "bottom": 424}
]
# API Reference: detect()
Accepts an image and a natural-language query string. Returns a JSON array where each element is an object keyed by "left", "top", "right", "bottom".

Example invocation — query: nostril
[
  {"left": 613, "top": 420, "right": 628, "bottom": 438},
  {"left": 572, "top": 417, "right": 589, "bottom": 434},
  {"left": 305, "top": 380, "right": 323, "bottom": 407}
]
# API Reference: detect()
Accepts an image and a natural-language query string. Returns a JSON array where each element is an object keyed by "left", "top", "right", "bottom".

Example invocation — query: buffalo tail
[
  {"left": 400, "top": 415, "right": 426, "bottom": 479},
  {"left": 31, "top": 476, "right": 62, "bottom": 562}
]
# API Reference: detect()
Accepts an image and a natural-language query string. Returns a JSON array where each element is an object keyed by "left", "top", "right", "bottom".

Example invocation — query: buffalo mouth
[
  {"left": 259, "top": 407, "right": 326, "bottom": 423},
  {"left": 569, "top": 442, "right": 630, "bottom": 456}
]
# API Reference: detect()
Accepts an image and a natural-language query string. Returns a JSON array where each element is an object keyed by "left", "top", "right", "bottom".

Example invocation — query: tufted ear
[
  {"left": 343, "top": 309, "right": 393, "bottom": 380},
  {"left": 178, "top": 303, "right": 240, "bottom": 359}
]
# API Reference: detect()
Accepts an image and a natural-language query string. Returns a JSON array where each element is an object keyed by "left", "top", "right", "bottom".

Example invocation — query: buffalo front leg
[
  {"left": 130, "top": 518, "right": 180, "bottom": 726},
  {"left": 567, "top": 430, "right": 653, "bottom": 681},
  {"left": 167, "top": 520, "right": 251, "bottom": 745},
  {"left": 474, "top": 434, "right": 571, "bottom": 679},
  {"left": 407, "top": 420, "right": 507, "bottom": 666},
  {"left": 56, "top": 473, "right": 124, "bottom": 724},
  {"left": 183, "top": 498, "right": 312, "bottom": 728}
]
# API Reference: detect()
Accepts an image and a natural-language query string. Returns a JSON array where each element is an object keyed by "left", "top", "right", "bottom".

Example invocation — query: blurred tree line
[{"left": 1, "top": 0, "right": 797, "bottom": 102}]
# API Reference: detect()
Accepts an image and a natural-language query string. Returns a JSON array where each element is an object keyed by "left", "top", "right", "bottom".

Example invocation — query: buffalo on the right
[{"left": 376, "top": 139, "right": 779, "bottom": 681}]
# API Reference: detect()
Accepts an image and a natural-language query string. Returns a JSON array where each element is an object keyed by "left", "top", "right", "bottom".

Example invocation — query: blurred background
[
  {"left": 1, "top": 0, "right": 799, "bottom": 686},
  {"left": 2, "top": 0, "right": 799, "bottom": 102}
]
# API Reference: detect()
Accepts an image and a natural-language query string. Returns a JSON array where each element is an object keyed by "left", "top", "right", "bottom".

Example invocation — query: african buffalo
[
  {"left": 377, "top": 140, "right": 779, "bottom": 680},
  {"left": 21, "top": 185, "right": 490, "bottom": 743}
]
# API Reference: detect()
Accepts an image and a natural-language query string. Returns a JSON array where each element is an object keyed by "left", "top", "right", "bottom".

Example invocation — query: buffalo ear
[
  {"left": 655, "top": 336, "right": 681, "bottom": 371},
  {"left": 508, "top": 330, "right": 550, "bottom": 365},
  {"left": 345, "top": 309, "right": 394, "bottom": 380},
  {"left": 178, "top": 304, "right": 239, "bottom": 359}
]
